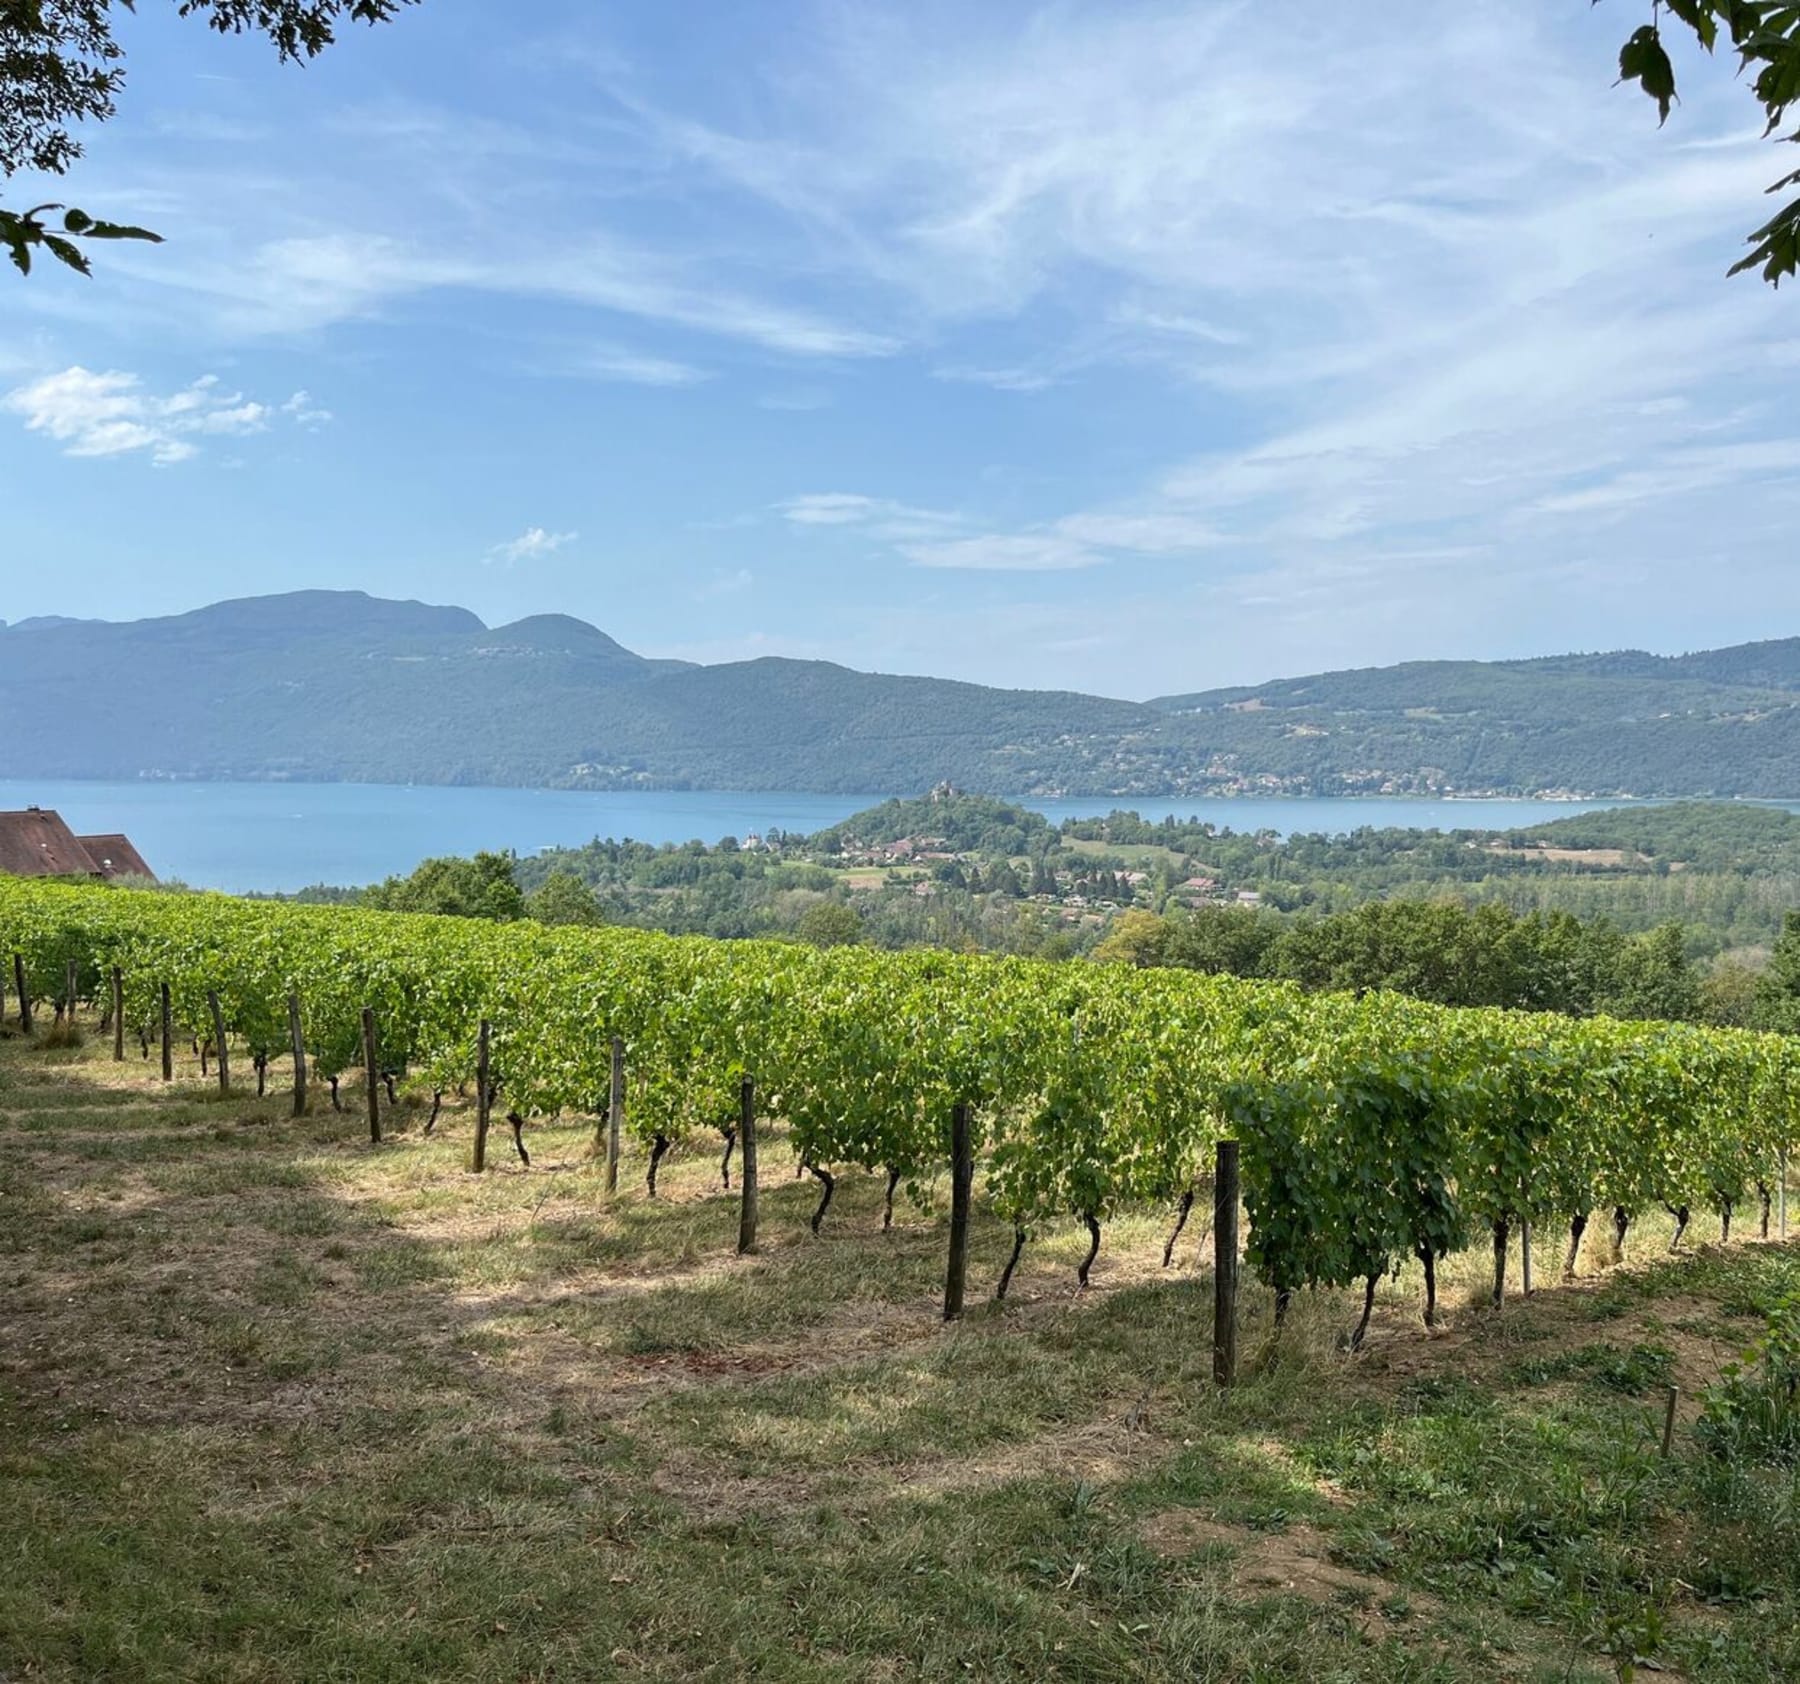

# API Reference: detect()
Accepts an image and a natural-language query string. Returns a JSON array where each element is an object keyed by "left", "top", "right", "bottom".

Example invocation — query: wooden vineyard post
[
  {"left": 943, "top": 1100, "right": 973, "bottom": 1322},
  {"left": 606, "top": 1036, "right": 624, "bottom": 1195},
  {"left": 1661, "top": 1384, "right": 1680, "bottom": 1457},
  {"left": 207, "top": 990, "right": 230, "bottom": 1096},
  {"left": 1521, "top": 1218, "right": 1533, "bottom": 1298},
  {"left": 1782, "top": 1150, "right": 1790, "bottom": 1242},
  {"left": 288, "top": 993, "right": 307, "bottom": 1118},
  {"left": 737, "top": 1076, "right": 759, "bottom": 1255},
  {"left": 111, "top": 967, "right": 124, "bottom": 1062},
  {"left": 361, "top": 1007, "right": 381, "bottom": 1144},
  {"left": 472, "top": 1019, "right": 491, "bottom": 1173},
  {"left": 65, "top": 957, "right": 78, "bottom": 1027},
  {"left": 14, "top": 953, "right": 31, "bottom": 1035},
  {"left": 159, "top": 982, "right": 173, "bottom": 1081},
  {"left": 1213, "top": 1139, "right": 1240, "bottom": 1388}
]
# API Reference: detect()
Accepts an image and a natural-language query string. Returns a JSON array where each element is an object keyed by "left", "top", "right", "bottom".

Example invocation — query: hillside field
[{"left": 2, "top": 1027, "right": 1799, "bottom": 1680}]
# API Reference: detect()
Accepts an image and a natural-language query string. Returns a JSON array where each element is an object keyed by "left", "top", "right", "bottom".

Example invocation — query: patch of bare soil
[{"left": 1142, "top": 1512, "right": 1433, "bottom": 1617}]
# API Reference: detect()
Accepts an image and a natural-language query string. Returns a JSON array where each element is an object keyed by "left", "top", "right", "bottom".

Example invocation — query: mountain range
[{"left": 5, "top": 591, "right": 1800, "bottom": 798}]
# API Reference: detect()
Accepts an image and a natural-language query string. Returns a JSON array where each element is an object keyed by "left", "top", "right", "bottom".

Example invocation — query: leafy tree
[
  {"left": 1090, "top": 909, "right": 1169, "bottom": 968},
  {"left": 794, "top": 900, "right": 862, "bottom": 948},
  {"left": 1597, "top": 921, "right": 1702, "bottom": 1021},
  {"left": 1701, "top": 953, "right": 1765, "bottom": 1026},
  {"left": 525, "top": 869, "right": 603, "bottom": 928},
  {"left": 363, "top": 850, "right": 523, "bottom": 921},
  {"left": 3, "top": 0, "right": 420, "bottom": 275},
  {"left": 1756, "top": 909, "right": 1800, "bottom": 1030},
  {"left": 1162, "top": 905, "right": 1282, "bottom": 978}
]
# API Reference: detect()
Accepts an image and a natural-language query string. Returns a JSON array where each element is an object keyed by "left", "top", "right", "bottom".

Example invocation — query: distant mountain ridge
[{"left": 5, "top": 591, "right": 1800, "bottom": 797}]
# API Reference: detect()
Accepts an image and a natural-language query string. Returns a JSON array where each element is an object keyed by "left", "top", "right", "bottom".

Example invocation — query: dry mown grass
[{"left": 1, "top": 1020, "right": 1797, "bottom": 1681}]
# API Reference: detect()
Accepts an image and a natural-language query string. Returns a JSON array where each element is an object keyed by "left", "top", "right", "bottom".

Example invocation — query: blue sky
[{"left": 3, "top": 0, "right": 1797, "bottom": 698}]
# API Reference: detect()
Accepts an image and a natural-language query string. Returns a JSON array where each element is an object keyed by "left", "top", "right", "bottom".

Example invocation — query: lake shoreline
[{"left": 2, "top": 779, "right": 1785, "bottom": 896}]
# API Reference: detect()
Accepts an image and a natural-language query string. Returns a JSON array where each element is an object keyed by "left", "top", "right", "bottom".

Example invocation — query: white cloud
[
  {"left": 487, "top": 526, "right": 579, "bottom": 566},
  {"left": 1053, "top": 513, "right": 1223, "bottom": 555},
  {"left": 1, "top": 366, "right": 291, "bottom": 465},
  {"left": 576, "top": 345, "right": 710, "bottom": 387},
  {"left": 900, "top": 534, "right": 1102, "bottom": 572},
  {"left": 777, "top": 492, "right": 961, "bottom": 538},
  {"left": 282, "top": 390, "right": 334, "bottom": 427},
  {"left": 779, "top": 493, "right": 887, "bottom": 526},
  {"left": 775, "top": 496, "right": 1219, "bottom": 573},
  {"left": 138, "top": 227, "right": 897, "bottom": 359}
]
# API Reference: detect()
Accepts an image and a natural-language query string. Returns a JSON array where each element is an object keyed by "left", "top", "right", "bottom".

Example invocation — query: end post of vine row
[
  {"left": 606, "top": 1035, "right": 624, "bottom": 1195},
  {"left": 362, "top": 1006, "right": 381, "bottom": 1144},
  {"left": 737, "top": 1074, "right": 758, "bottom": 1255},
  {"left": 472, "top": 1018, "right": 491, "bottom": 1173},
  {"left": 943, "top": 1100, "right": 973, "bottom": 1322},
  {"left": 1213, "top": 1138, "right": 1239, "bottom": 1388},
  {"left": 288, "top": 993, "right": 307, "bottom": 1117}
]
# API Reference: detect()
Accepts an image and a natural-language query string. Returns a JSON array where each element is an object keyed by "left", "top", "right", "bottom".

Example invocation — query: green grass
[{"left": 1, "top": 1023, "right": 1798, "bottom": 1680}]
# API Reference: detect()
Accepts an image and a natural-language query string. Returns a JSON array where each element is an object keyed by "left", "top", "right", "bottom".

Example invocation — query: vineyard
[
  {"left": 7, "top": 876, "right": 1800, "bottom": 1679},
  {"left": 2, "top": 876, "right": 1793, "bottom": 1342}
]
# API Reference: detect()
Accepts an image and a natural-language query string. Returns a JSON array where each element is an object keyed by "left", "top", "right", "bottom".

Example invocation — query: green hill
[
  {"left": 9, "top": 592, "right": 1800, "bottom": 798},
  {"left": 1149, "top": 642, "right": 1800, "bottom": 798}
]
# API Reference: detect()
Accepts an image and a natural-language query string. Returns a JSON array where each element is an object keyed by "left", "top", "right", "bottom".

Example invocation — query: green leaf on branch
[
  {"left": 40, "top": 233, "right": 92, "bottom": 275},
  {"left": 84, "top": 220, "right": 163, "bottom": 244},
  {"left": 1619, "top": 24, "right": 1680, "bottom": 123}
]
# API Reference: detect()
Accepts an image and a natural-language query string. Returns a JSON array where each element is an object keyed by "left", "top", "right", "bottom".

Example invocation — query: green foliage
[
  {"left": 1699, "top": 1287, "right": 1800, "bottom": 1466},
  {"left": 792, "top": 900, "right": 862, "bottom": 948},
  {"left": 813, "top": 791, "right": 1056, "bottom": 856},
  {"left": 0, "top": 200, "right": 158, "bottom": 277},
  {"left": 362, "top": 851, "right": 524, "bottom": 922},
  {"left": 1089, "top": 909, "right": 1169, "bottom": 968},
  {"left": 523, "top": 869, "right": 603, "bottom": 928},
  {"left": 1756, "top": 909, "right": 1800, "bottom": 1030}
]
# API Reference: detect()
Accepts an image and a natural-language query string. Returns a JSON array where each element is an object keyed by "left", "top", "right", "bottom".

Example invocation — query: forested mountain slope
[{"left": 6, "top": 592, "right": 1800, "bottom": 797}]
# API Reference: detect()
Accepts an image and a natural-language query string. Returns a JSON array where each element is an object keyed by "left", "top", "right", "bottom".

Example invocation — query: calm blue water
[{"left": 0, "top": 779, "right": 1723, "bottom": 895}]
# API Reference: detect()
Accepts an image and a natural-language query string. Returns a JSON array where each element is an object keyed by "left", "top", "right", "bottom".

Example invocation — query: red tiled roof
[
  {"left": 0, "top": 809, "right": 99, "bottom": 878},
  {"left": 76, "top": 834, "right": 156, "bottom": 882}
]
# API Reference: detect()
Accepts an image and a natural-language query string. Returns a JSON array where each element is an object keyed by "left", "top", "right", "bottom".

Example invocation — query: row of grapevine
[{"left": 2, "top": 878, "right": 1793, "bottom": 1325}]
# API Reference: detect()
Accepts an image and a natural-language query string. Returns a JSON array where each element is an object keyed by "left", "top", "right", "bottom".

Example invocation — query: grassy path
[{"left": 2, "top": 1023, "right": 1797, "bottom": 1680}]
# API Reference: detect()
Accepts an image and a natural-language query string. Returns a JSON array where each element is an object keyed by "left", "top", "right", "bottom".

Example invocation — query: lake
[{"left": 0, "top": 779, "right": 1722, "bottom": 894}]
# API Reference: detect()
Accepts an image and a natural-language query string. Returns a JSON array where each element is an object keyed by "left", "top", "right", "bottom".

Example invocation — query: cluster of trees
[
  {"left": 1093, "top": 902, "right": 1710, "bottom": 1023},
  {"left": 1065, "top": 801, "right": 1800, "bottom": 953}
]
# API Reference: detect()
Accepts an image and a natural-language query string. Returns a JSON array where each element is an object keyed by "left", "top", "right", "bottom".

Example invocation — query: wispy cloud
[
  {"left": 776, "top": 495, "right": 1220, "bottom": 572},
  {"left": 487, "top": 526, "right": 578, "bottom": 566},
  {"left": 575, "top": 345, "right": 710, "bottom": 387},
  {"left": 777, "top": 492, "right": 961, "bottom": 540},
  {"left": 281, "top": 390, "right": 334, "bottom": 428},
  {"left": 2, "top": 367, "right": 298, "bottom": 465},
  {"left": 901, "top": 534, "right": 1102, "bottom": 572}
]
